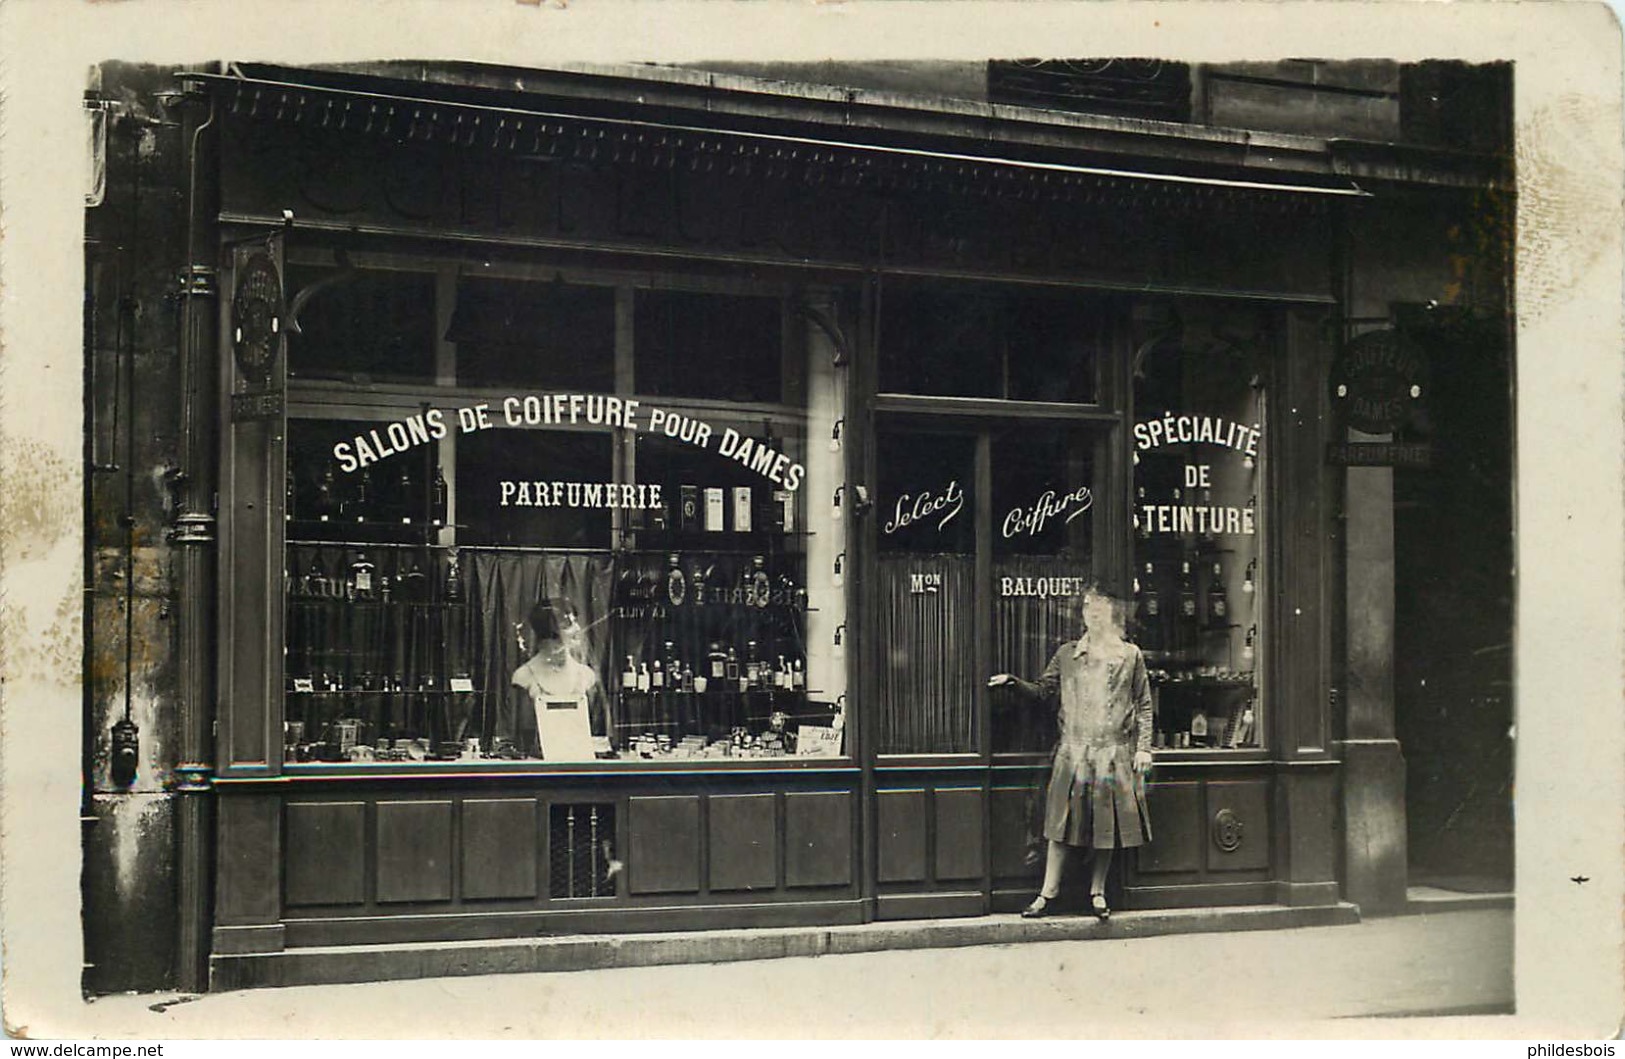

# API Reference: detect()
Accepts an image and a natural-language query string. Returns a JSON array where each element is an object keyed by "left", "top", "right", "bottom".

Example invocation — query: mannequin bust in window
[{"left": 511, "top": 600, "right": 604, "bottom": 762}]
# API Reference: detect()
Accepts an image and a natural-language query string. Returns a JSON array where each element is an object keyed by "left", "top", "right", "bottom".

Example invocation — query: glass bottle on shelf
[
  {"left": 430, "top": 466, "right": 448, "bottom": 527},
  {"left": 1136, "top": 561, "right": 1161, "bottom": 651},
  {"left": 750, "top": 555, "right": 772, "bottom": 610},
  {"left": 708, "top": 642, "right": 727, "bottom": 682},
  {"left": 348, "top": 550, "right": 377, "bottom": 601},
  {"left": 446, "top": 550, "right": 463, "bottom": 603},
  {"left": 1179, "top": 560, "right": 1198, "bottom": 625},
  {"left": 691, "top": 559, "right": 709, "bottom": 607},
  {"left": 1208, "top": 559, "right": 1228, "bottom": 626},
  {"left": 1190, "top": 707, "right": 1210, "bottom": 747},
  {"left": 345, "top": 468, "right": 371, "bottom": 523},
  {"left": 395, "top": 464, "right": 415, "bottom": 525},
  {"left": 313, "top": 466, "right": 340, "bottom": 523},
  {"left": 726, "top": 645, "right": 741, "bottom": 689},
  {"left": 746, "top": 641, "right": 762, "bottom": 689},
  {"left": 396, "top": 552, "right": 427, "bottom": 603},
  {"left": 792, "top": 658, "right": 806, "bottom": 691},
  {"left": 665, "top": 553, "right": 687, "bottom": 607},
  {"left": 648, "top": 656, "right": 666, "bottom": 734},
  {"left": 1135, "top": 485, "right": 1150, "bottom": 538},
  {"left": 308, "top": 552, "right": 331, "bottom": 598}
]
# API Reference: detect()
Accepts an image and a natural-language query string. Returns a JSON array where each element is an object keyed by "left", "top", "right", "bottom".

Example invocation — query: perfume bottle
[
  {"left": 444, "top": 551, "right": 462, "bottom": 603},
  {"left": 1179, "top": 560, "right": 1198, "bottom": 622},
  {"left": 430, "top": 466, "right": 448, "bottom": 527},
  {"left": 348, "top": 550, "right": 377, "bottom": 601},
  {"left": 1208, "top": 559, "right": 1228, "bottom": 625},
  {"left": 666, "top": 553, "right": 687, "bottom": 607},
  {"left": 313, "top": 466, "right": 339, "bottom": 523},
  {"left": 750, "top": 555, "right": 771, "bottom": 609}
]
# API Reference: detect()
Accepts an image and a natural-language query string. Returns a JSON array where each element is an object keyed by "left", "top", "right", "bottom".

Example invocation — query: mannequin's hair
[{"left": 526, "top": 600, "right": 563, "bottom": 643}]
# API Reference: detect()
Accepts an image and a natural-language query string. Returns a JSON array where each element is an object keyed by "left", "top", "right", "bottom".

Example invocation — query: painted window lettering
[{"left": 884, "top": 479, "right": 965, "bottom": 534}]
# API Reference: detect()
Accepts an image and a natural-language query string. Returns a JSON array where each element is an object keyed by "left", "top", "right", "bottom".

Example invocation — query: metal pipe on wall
[{"left": 171, "top": 76, "right": 219, "bottom": 994}]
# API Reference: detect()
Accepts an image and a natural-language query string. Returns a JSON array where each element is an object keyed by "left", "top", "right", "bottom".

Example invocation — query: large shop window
[
  {"left": 281, "top": 262, "right": 846, "bottom": 767},
  {"left": 1130, "top": 309, "right": 1269, "bottom": 751}
]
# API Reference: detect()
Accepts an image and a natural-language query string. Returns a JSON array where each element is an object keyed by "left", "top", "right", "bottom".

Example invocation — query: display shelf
[{"left": 285, "top": 688, "right": 480, "bottom": 696}]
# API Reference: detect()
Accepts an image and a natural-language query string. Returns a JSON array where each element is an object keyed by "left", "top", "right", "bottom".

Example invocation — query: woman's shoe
[
  {"left": 1020, "top": 895, "right": 1051, "bottom": 919},
  {"left": 1089, "top": 892, "right": 1110, "bottom": 921}
]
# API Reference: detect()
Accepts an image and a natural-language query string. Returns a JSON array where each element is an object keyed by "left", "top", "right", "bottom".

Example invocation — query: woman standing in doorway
[{"left": 989, "top": 590, "right": 1154, "bottom": 920}]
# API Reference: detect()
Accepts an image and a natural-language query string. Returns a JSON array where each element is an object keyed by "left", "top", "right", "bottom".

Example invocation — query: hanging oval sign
[{"left": 1330, "top": 329, "right": 1429, "bottom": 434}]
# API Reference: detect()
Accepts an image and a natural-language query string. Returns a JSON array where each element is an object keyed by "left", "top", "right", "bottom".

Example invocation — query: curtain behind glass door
[{"left": 874, "top": 430, "right": 977, "bottom": 754}]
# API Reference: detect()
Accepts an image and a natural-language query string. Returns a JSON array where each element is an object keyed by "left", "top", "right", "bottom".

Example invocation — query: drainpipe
[{"left": 169, "top": 72, "right": 218, "bottom": 993}]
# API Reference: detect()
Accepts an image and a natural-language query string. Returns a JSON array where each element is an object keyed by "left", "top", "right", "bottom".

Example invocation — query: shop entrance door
[{"left": 1391, "top": 308, "right": 1514, "bottom": 890}]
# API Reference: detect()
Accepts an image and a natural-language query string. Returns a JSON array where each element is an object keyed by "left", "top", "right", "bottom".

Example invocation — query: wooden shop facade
[{"left": 82, "top": 59, "right": 1514, "bottom": 991}]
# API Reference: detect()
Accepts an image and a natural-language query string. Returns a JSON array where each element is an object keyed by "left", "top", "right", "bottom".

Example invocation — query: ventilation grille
[{"left": 548, "top": 802, "right": 617, "bottom": 899}]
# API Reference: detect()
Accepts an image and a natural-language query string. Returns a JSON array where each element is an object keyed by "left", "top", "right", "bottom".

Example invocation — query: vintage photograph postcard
[{"left": 1, "top": 0, "right": 1620, "bottom": 1041}]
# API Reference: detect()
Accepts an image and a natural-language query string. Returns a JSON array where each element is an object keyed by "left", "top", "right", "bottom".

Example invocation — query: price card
[
  {"left": 449, "top": 677, "right": 475, "bottom": 693},
  {"left": 795, "top": 724, "right": 843, "bottom": 758},
  {"left": 292, "top": 678, "right": 315, "bottom": 693}
]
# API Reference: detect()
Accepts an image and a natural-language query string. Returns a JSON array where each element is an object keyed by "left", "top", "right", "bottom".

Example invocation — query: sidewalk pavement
[{"left": 70, "top": 905, "right": 1514, "bottom": 1038}]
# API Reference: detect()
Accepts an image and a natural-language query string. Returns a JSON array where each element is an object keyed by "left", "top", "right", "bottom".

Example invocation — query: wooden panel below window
[
  {"left": 877, "top": 789, "right": 928, "bottom": 883},
  {"left": 216, "top": 794, "right": 282, "bottom": 923},
  {"left": 934, "top": 787, "right": 985, "bottom": 882},
  {"left": 1136, "top": 782, "right": 1202, "bottom": 874},
  {"left": 784, "top": 791, "right": 852, "bottom": 888},
  {"left": 707, "top": 793, "right": 778, "bottom": 893},
  {"left": 990, "top": 785, "right": 1043, "bottom": 879},
  {"left": 377, "top": 800, "right": 453, "bottom": 904},
  {"left": 628, "top": 795, "right": 701, "bottom": 895},
  {"left": 1206, "top": 780, "right": 1271, "bottom": 872},
  {"left": 285, "top": 801, "right": 366, "bottom": 907},
  {"left": 462, "top": 798, "right": 538, "bottom": 900}
]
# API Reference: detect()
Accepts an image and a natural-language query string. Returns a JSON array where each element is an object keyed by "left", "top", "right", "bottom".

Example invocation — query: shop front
[{"left": 194, "top": 61, "right": 1363, "bottom": 985}]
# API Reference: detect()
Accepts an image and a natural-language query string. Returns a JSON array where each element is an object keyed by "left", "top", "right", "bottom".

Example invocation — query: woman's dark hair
[{"left": 526, "top": 600, "right": 563, "bottom": 644}]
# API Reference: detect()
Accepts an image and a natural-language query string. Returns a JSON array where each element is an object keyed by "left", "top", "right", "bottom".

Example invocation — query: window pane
[
  {"left": 634, "top": 289, "right": 783, "bottom": 403},
  {"left": 879, "top": 285, "right": 1003, "bottom": 398},
  {"left": 989, "top": 426, "right": 1099, "bottom": 753},
  {"left": 1131, "top": 314, "right": 1267, "bottom": 752},
  {"left": 450, "top": 276, "right": 615, "bottom": 392},
  {"left": 1004, "top": 291, "right": 1101, "bottom": 404},
  {"left": 879, "top": 281, "right": 1101, "bottom": 403},
  {"left": 874, "top": 429, "right": 977, "bottom": 754},
  {"left": 286, "top": 266, "right": 437, "bottom": 385}
]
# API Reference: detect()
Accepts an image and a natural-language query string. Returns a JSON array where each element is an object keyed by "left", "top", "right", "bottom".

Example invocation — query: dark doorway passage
[{"left": 1392, "top": 306, "right": 1514, "bottom": 889}]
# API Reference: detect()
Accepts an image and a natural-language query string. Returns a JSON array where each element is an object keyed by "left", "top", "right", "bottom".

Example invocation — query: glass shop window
[
  {"left": 285, "top": 265, "right": 438, "bottom": 385},
  {"left": 878, "top": 281, "right": 1102, "bottom": 403},
  {"left": 874, "top": 428, "right": 978, "bottom": 754},
  {"left": 1131, "top": 308, "right": 1269, "bottom": 752},
  {"left": 448, "top": 276, "right": 616, "bottom": 392},
  {"left": 634, "top": 289, "right": 785, "bottom": 403},
  {"left": 989, "top": 426, "right": 1101, "bottom": 753},
  {"left": 280, "top": 273, "right": 843, "bottom": 769}
]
